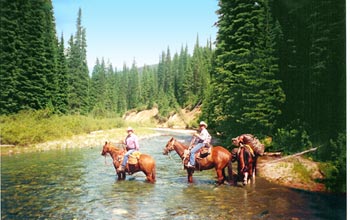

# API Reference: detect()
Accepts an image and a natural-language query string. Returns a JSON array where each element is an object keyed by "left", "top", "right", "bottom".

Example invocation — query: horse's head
[
  {"left": 163, "top": 137, "right": 176, "bottom": 155},
  {"left": 101, "top": 141, "right": 113, "bottom": 156}
]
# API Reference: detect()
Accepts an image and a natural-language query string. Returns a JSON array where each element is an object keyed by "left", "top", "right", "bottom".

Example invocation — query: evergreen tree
[
  {"left": 203, "top": 0, "right": 285, "bottom": 136},
  {"left": 0, "top": 0, "right": 59, "bottom": 113},
  {"left": 127, "top": 61, "right": 141, "bottom": 109},
  {"left": 0, "top": 0, "right": 21, "bottom": 114},
  {"left": 90, "top": 58, "right": 107, "bottom": 114},
  {"left": 55, "top": 34, "right": 69, "bottom": 113},
  {"left": 66, "top": 8, "right": 90, "bottom": 114},
  {"left": 174, "top": 46, "right": 190, "bottom": 107},
  {"left": 115, "top": 65, "right": 128, "bottom": 114}
]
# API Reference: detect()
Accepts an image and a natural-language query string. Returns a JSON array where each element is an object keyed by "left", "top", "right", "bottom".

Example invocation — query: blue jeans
[
  {"left": 122, "top": 149, "right": 135, "bottom": 167},
  {"left": 190, "top": 143, "right": 204, "bottom": 166}
]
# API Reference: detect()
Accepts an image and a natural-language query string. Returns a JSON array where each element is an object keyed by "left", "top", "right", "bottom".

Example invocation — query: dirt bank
[{"left": 257, "top": 155, "right": 326, "bottom": 192}]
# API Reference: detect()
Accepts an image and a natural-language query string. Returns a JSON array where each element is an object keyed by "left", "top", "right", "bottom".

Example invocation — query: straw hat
[{"left": 127, "top": 127, "right": 134, "bottom": 132}]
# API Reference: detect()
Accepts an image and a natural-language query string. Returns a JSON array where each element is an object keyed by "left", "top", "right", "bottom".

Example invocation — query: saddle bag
[{"left": 128, "top": 151, "right": 141, "bottom": 165}]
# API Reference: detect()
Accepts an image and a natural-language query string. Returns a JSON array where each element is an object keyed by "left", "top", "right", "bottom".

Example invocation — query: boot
[{"left": 187, "top": 162, "right": 195, "bottom": 168}]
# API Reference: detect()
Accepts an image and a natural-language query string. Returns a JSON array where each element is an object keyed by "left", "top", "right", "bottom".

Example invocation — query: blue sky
[{"left": 52, "top": 0, "right": 219, "bottom": 72}]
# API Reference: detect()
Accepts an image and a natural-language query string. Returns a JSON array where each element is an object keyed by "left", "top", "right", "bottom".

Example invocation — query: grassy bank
[{"left": 0, "top": 109, "right": 154, "bottom": 147}]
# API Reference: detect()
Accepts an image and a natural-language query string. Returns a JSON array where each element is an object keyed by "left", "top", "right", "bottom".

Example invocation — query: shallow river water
[{"left": 1, "top": 130, "right": 346, "bottom": 219}]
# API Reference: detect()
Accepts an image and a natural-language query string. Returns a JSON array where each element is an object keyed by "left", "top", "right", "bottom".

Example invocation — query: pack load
[{"left": 238, "top": 134, "right": 265, "bottom": 156}]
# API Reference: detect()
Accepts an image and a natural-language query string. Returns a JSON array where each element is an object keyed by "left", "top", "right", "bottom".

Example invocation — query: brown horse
[
  {"left": 163, "top": 137, "right": 233, "bottom": 185},
  {"left": 101, "top": 142, "right": 156, "bottom": 183},
  {"left": 232, "top": 145, "right": 256, "bottom": 185}
]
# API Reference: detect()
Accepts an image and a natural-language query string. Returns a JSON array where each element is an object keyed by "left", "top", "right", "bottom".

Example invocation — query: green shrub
[
  {"left": 317, "top": 132, "right": 346, "bottom": 193},
  {"left": 0, "top": 109, "right": 125, "bottom": 146},
  {"left": 271, "top": 120, "right": 312, "bottom": 154}
]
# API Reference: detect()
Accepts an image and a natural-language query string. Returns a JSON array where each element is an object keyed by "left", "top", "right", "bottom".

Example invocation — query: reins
[
  {"left": 103, "top": 144, "right": 123, "bottom": 166},
  {"left": 104, "top": 155, "right": 113, "bottom": 166},
  {"left": 166, "top": 138, "right": 189, "bottom": 169}
]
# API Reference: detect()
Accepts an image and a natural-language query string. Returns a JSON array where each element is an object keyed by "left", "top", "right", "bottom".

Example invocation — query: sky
[{"left": 52, "top": 0, "right": 219, "bottom": 72}]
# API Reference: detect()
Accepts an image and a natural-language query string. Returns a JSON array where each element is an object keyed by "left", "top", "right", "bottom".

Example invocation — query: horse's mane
[
  {"left": 172, "top": 138, "right": 189, "bottom": 149},
  {"left": 106, "top": 143, "right": 123, "bottom": 154}
]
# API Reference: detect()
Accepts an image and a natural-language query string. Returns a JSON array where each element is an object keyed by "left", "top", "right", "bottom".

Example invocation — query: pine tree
[
  {"left": 55, "top": 34, "right": 69, "bottom": 113},
  {"left": 0, "top": 0, "right": 59, "bottom": 113},
  {"left": 0, "top": 0, "right": 21, "bottom": 114},
  {"left": 66, "top": 8, "right": 90, "bottom": 114},
  {"left": 203, "top": 0, "right": 285, "bottom": 136}
]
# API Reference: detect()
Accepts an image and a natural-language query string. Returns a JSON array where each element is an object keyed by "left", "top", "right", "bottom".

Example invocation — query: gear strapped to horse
[{"left": 183, "top": 143, "right": 212, "bottom": 167}]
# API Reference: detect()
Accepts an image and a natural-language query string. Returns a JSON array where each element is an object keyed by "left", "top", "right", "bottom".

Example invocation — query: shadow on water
[{"left": 1, "top": 130, "right": 346, "bottom": 220}]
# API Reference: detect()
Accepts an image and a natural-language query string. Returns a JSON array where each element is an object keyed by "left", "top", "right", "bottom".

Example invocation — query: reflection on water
[{"left": 1, "top": 131, "right": 346, "bottom": 219}]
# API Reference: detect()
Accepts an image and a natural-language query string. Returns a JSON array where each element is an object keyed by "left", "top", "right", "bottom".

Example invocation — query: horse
[
  {"left": 101, "top": 142, "right": 156, "bottom": 183},
  {"left": 232, "top": 145, "right": 256, "bottom": 185},
  {"left": 163, "top": 137, "right": 233, "bottom": 185}
]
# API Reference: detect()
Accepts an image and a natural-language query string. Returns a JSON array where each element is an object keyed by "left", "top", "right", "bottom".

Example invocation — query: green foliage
[
  {"left": 66, "top": 9, "right": 90, "bottom": 115},
  {"left": 0, "top": 0, "right": 61, "bottom": 114},
  {"left": 275, "top": 0, "right": 346, "bottom": 143},
  {"left": 0, "top": 110, "right": 124, "bottom": 146},
  {"left": 316, "top": 132, "right": 346, "bottom": 193},
  {"left": 203, "top": 0, "right": 285, "bottom": 137},
  {"left": 292, "top": 162, "right": 312, "bottom": 183},
  {"left": 270, "top": 120, "right": 312, "bottom": 154}
]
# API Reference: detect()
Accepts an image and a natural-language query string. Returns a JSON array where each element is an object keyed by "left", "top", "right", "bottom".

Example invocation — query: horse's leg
[
  {"left": 187, "top": 168, "right": 194, "bottom": 183},
  {"left": 215, "top": 167, "right": 225, "bottom": 185},
  {"left": 144, "top": 167, "right": 155, "bottom": 183},
  {"left": 243, "top": 172, "right": 248, "bottom": 185},
  {"left": 151, "top": 165, "right": 156, "bottom": 183},
  {"left": 226, "top": 160, "right": 234, "bottom": 185},
  {"left": 222, "top": 167, "right": 227, "bottom": 182},
  {"left": 250, "top": 156, "right": 257, "bottom": 184},
  {"left": 117, "top": 172, "right": 122, "bottom": 180}
]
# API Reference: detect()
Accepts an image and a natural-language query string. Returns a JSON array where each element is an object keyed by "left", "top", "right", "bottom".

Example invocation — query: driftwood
[
  {"left": 261, "top": 147, "right": 318, "bottom": 166},
  {"left": 263, "top": 152, "right": 282, "bottom": 156}
]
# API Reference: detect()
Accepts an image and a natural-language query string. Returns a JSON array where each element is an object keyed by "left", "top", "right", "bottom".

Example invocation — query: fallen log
[
  {"left": 263, "top": 152, "right": 282, "bottom": 156},
  {"left": 260, "top": 147, "right": 318, "bottom": 166}
]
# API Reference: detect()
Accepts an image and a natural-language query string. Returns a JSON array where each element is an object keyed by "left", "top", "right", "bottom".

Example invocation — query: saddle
[
  {"left": 183, "top": 144, "right": 212, "bottom": 166},
  {"left": 199, "top": 144, "right": 212, "bottom": 158}
]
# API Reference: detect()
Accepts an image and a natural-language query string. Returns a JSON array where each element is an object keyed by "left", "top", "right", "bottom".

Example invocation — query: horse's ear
[{"left": 105, "top": 141, "right": 107, "bottom": 144}]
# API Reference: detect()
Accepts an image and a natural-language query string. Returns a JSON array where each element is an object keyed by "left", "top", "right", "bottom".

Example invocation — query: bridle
[{"left": 164, "top": 138, "right": 175, "bottom": 154}]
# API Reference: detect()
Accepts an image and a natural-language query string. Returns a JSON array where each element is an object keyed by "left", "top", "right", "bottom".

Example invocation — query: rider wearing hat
[
  {"left": 187, "top": 121, "right": 212, "bottom": 168},
  {"left": 119, "top": 127, "right": 140, "bottom": 171}
]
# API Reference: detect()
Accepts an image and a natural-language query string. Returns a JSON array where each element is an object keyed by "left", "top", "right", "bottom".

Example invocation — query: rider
[
  {"left": 119, "top": 127, "right": 140, "bottom": 171},
  {"left": 187, "top": 121, "right": 212, "bottom": 168}
]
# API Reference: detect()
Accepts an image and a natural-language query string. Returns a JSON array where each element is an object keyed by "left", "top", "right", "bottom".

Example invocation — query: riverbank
[
  {"left": 258, "top": 155, "right": 326, "bottom": 192},
  {"left": 0, "top": 127, "right": 194, "bottom": 155}
]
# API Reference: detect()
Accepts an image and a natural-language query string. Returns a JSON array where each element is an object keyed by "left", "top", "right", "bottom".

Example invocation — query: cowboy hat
[
  {"left": 126, "top": 127, "right": 134, "bottom": 131},
  {"left": 199, "top": 121, "right": 208, "bottom": 128}
]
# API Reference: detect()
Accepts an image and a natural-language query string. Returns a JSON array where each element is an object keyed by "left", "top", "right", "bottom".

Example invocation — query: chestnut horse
[
  {"left": 232, "top": 145, "right": 256, "bottom": 185},
  {"left": 101, "top": 142, "right": 156, "bottom": 183},
  {"left": 163, "top": 137, "right": 233, "bottom": 185}
]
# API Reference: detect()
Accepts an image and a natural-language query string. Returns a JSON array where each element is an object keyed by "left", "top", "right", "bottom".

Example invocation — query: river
[{"left": 1, "top": 130, "right": 346, "bottom": 219}]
